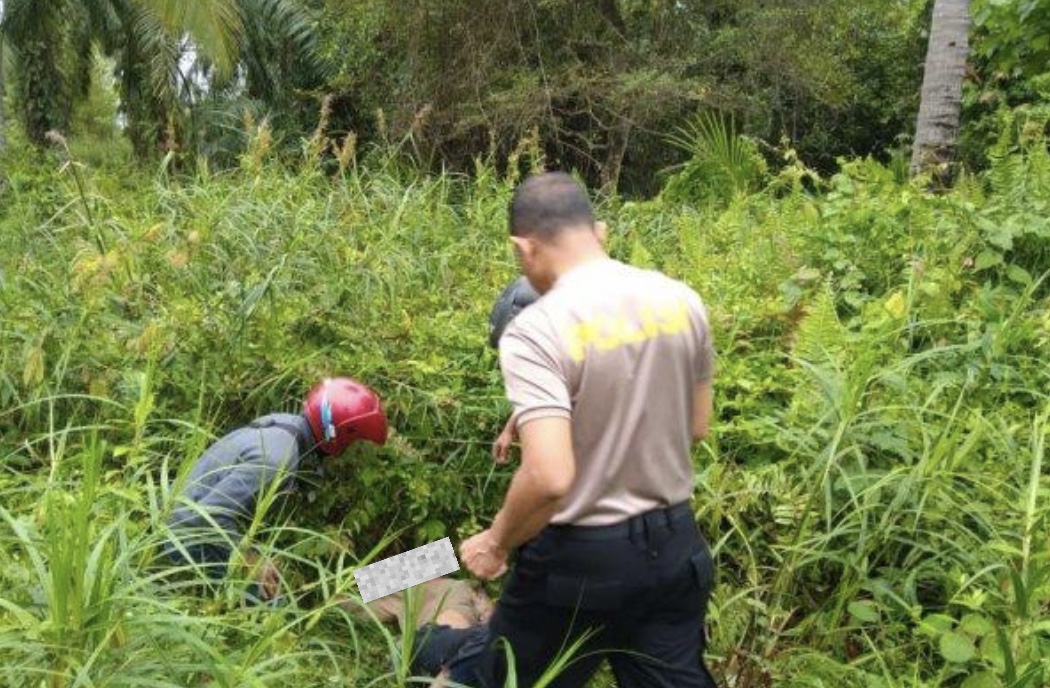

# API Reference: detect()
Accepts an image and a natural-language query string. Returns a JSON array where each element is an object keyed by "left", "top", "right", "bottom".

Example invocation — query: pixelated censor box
[{"left": 354, "top": 537, "right": 461, "bottom": 603}]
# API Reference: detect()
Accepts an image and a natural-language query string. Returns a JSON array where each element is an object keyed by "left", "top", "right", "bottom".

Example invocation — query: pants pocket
[
  {"left": 545, "top": 573, "right": 624, "bottom": 612},
  {"left": 689, "top": 546, "right": 715, "bottom": 604}
]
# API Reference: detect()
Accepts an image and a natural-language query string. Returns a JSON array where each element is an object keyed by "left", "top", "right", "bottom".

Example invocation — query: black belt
[{"left": 545, "top": 502, "right": 694, "bottom": 541}]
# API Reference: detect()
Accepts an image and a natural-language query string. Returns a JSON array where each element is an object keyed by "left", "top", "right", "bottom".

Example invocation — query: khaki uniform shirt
[{"left": 500, "top": 258, "right": 715, "bottom": 526}]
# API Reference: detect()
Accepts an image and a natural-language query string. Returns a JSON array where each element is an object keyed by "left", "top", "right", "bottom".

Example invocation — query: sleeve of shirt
[
  {"left": 499, "top": 324, "right": 572, "bottom": 428},
  {"left": 687, "top": 290, "right": 716, "bottom": 384}
]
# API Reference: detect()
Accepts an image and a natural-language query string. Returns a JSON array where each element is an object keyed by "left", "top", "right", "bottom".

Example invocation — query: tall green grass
[{"left": 1, "top": 122, "right": 1048, "bottom": 686}]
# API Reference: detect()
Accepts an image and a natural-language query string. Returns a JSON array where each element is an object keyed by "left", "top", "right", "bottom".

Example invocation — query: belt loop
[
  {"left": 665, "top": 504, "right": 676, "bottom": 532},
  {"left": 642, "top": 511, "right": 660, "bottom": 560},
  {"left": 627, "top": 514, "right": 640, "bottom": 548}
]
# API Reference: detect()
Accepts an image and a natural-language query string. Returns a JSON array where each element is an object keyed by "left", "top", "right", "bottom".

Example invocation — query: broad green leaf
[
  {"left": 848, "top": 600, "right": 880, "bottom": 623},
  {"left": 1005, "top": 264, "right": 1032, "bottom": 286},
  {"left": 974, "top": 250, "right": 1003, "bottom": 271},
  {"left": 959, "top": 613, "right": 995, "bottom": 638},
  {"left": 979, "top": 633, "right": 1007, "bottom": 673},
  {"left": 940, "top": 631, "right": 976, "bottom": 664},
  {"left": 918, "top": 613, "right": 956, "bottom": 637},
  {"left": 960, "top": 671, "right": 1001, "bottom": 688},
  {"left": 884, "top": 291, "right": 907, "bottom": 319},
  {"left": 981, "top": 221, "right": 1017, "bottom": 250}
]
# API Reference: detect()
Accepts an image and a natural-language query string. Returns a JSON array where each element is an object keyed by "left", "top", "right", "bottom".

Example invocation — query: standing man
[
  {"left": 459, "top": 171, "right": 718, "bottom": 687},
  {"left": 164, "top": 377, "right": 388, "bottom": 601}
]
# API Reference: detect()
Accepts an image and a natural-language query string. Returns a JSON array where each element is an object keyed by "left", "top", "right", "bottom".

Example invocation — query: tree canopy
[{"left": 1, "top": 0, "right": 1047, "bottom": 191}]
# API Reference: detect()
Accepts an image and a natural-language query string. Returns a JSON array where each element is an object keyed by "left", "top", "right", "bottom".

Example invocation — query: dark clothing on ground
[
  {"left": 163, "top": 413, "right": 314, "bottom": 569},
  {"left": 168, "top": 541, "right": 266, "bottom": 603},
  {"left": 412, "top": 623, "right": 491, "bottom": 685},
  {"left": 415, "top": 502, "right": 717, "bottom": 687}
]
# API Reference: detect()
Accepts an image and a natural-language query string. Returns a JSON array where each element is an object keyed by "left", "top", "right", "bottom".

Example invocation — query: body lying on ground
[{"left": 344, "top": 577, "right": 494, "bottom": 686}]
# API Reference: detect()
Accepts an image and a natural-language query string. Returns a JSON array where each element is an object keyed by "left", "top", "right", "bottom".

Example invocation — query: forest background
[{"left": 0, "top": 0, "right": 1049, "bottom": 686}]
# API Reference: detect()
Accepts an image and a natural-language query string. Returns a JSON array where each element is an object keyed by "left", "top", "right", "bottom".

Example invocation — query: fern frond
[{"left": 791, "top": 285, "right": 848, "bottom": 367}]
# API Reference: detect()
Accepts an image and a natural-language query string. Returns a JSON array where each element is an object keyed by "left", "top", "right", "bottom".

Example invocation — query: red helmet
[{"left": 304, "top": 377, "right": 388, "bottom": 455}]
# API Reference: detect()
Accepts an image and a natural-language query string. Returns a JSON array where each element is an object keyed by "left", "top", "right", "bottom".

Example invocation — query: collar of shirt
[{"left": 552, "top": 257, "right": 618, "bottom": 291}]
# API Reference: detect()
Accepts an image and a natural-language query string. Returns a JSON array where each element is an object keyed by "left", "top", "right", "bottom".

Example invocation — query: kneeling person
[{"left": 164, "top": 377, "right": 388, "bottom": 600}]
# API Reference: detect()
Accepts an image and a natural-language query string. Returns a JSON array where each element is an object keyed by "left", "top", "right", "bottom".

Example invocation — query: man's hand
[
  {"left": 256, "top": 558, "right": 281, "bottom": 599},
  {"left": 245, "top": 551, "right": 281, "bottom": 600},
  {"left": 492, "top": 416, "right": 518, "bottom": 464},
  {"left": 492, "top": 426, "right": 514, "bottom": 464},
  {"left": 460, "top": 529, "right": 508, "bottom": 581}
]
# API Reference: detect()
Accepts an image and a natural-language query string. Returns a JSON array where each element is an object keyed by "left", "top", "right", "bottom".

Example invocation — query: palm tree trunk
[{"left": 910, "top": 0, "right": 970, "bottom": 177}]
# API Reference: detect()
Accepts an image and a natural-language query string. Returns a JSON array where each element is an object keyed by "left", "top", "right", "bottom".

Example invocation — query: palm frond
[
  {"left": 239, "top": 0, "right": 328, "bottom": 98},
  {"left": 0, "top": 0, "right": 64, "bottom": 39},
  {"left": 663, "top": 110, "right": 768, "bottom": 205},
  {"left": 128, "top": 6, "right": 181, "bottom": 102},
  {"left": 136, "top": 0, "right": 244, "bottom": 77},
  {"left": 792, "top": 286, "right": 848, "bottom": 367}
]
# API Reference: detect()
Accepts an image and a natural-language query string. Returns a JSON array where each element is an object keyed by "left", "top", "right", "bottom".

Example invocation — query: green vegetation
[
  {"left": 2, "top": 0, "right": 930, "bottom": 193},
  {"left": 1, "top": 0, "right": 1050, "bottom": 685},
  {"left": 1, "top": 103, "right": 1048, "bottom": 684}
]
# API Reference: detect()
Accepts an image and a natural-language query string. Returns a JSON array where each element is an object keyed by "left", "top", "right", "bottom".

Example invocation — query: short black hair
[{"left": 509, "top": 172, "right": 594, "bottom": 238}]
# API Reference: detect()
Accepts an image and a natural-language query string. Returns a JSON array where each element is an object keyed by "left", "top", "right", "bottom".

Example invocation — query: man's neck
[{"left": 548, "top": 236, "right": 608, "bottom": 283}]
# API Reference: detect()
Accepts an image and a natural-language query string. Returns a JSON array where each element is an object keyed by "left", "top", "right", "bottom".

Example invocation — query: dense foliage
[
  {"left": 1, "top": 103, "right": 1049, "bottom": 685},
  {"left": 961, "top": 0, "right": 1050, "bottom": 168},
  {"left": 1, "top": 0, "right": 929, "bottom": 193},
  {"left": 310, "top": 0, "right": 929, "bottom": 193},
  {"left": 1, "top": 0, "right": 1050, "bottom": 685},
  {"left": 0, "top": 0, "right": 323, "bottom": 154}
]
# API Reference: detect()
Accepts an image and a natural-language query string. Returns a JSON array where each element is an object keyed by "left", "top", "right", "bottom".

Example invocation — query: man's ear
[{"left": 510, "top": 235, "right": 532, "bottom": 260}]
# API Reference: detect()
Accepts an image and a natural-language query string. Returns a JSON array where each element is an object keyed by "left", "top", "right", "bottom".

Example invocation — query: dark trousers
[
  {"left": 471, "top": 502, "right": 717, "bottom": 688},
  {"left": 163, "top": 541, "right": 267, "bottom": 603}
]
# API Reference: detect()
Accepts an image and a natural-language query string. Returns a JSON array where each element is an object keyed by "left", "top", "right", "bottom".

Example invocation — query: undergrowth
[{"left": 0, "top": 122, "right": 1048, "bottom": 686}]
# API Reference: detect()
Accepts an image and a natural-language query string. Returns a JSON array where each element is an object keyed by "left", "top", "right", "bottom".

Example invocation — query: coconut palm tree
[
  {"left": 0, "top": 0, "right": 320, "bottom": 154},
  {"left": 0, "top": 0, "right": 74, "bottom": 144},
  {"left": 910, "top": 0, "right": 971, "bottom": 177}
]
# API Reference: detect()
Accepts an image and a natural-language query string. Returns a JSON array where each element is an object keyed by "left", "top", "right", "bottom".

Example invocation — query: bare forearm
[
  {"left": 490, "top": 466, "right": 562, "bottom": 551},
  {"left": 693, "top": 381, "right": 713, "bottom": 441}
]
